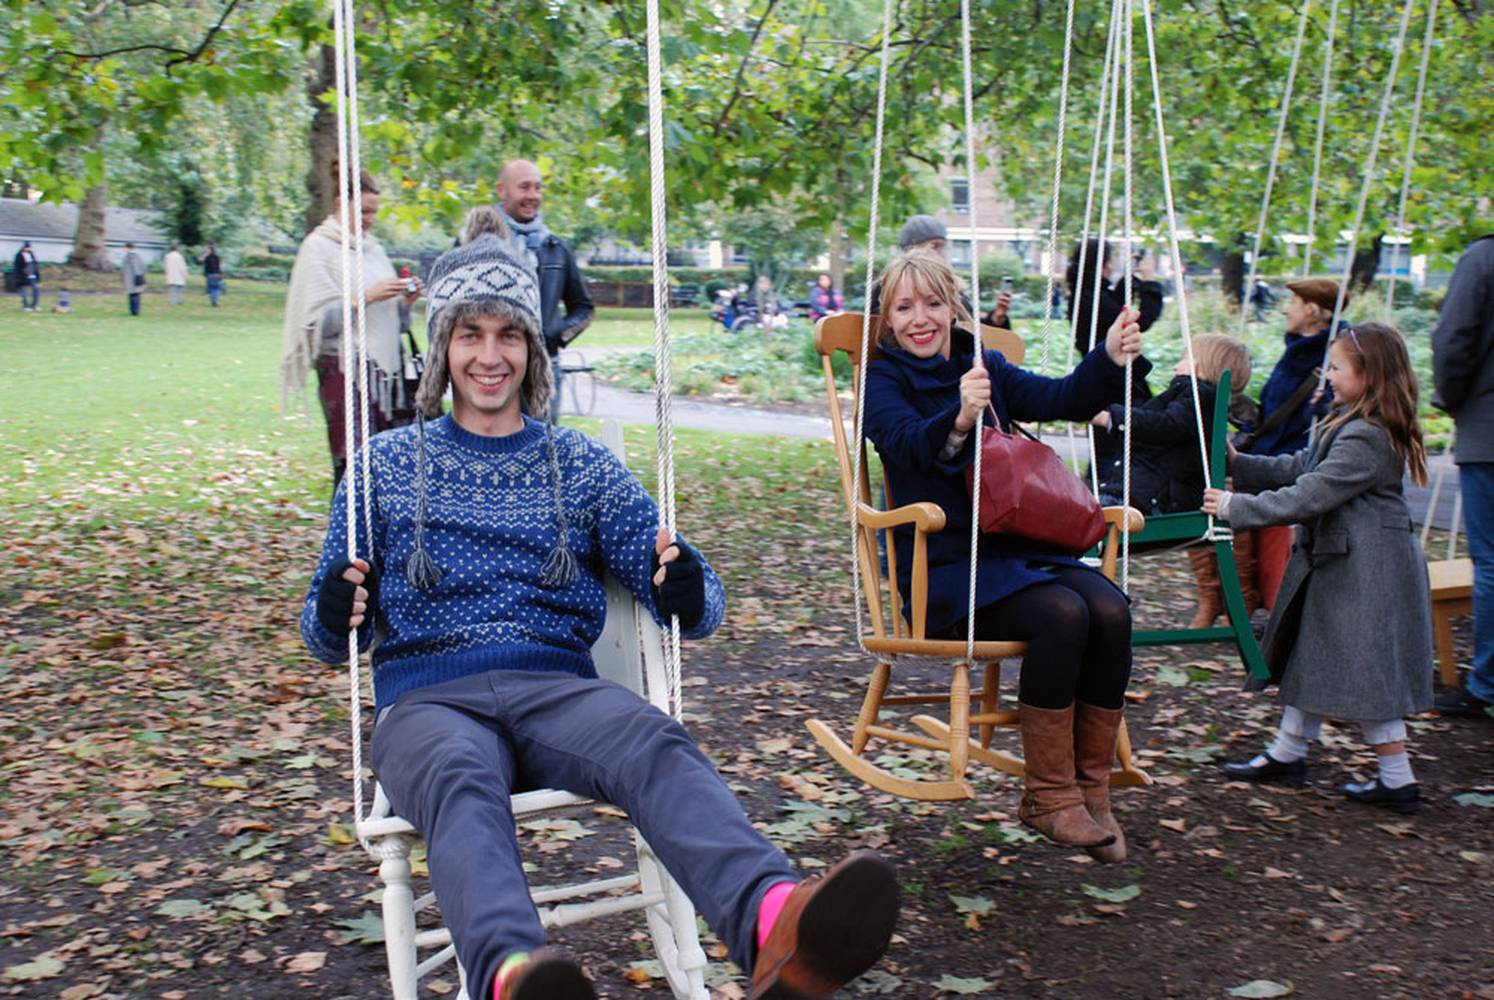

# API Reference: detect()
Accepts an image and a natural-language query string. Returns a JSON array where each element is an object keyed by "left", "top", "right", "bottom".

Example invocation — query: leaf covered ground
[{"left": 3, "top": 295, "right": 1492, "bottom": 998}]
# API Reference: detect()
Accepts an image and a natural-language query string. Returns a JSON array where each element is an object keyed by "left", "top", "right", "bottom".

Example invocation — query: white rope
[
  {"left": 1062, "top": 3, "right": 1122, "bottom": 476},
  {"left": 1036, "top": 0, "right": 1078, "bottom": 376},
  {"left": 1303, "top": 0, "right": 1340, "bottom": 276},
  {"left": 959, "top": 0, "right": 984, "bottom": 661},
  {"left": 1083, "top": 0, "right": 1124, "bottom": 500},
  {"left": 332, "top": 0, "right": 373, "bottom": 849},
  {"left": 1384, "top": 0, "right": 1437, "bottom": 320},
  {"left": 848, "top": 0, "right": 896, "bottom": 654},
  {"left": 1449, "top": 483, "right": 1463, "bottom": 561},
  {"left": 1239, "top": 0, "right": 1313, "bottom": 336},
  {"left": 643, "top": 0, "right": 685, "bottom": 721},
  {"left": 1119, "top": 0, "right": 1134, "bottom": 591},
  {"left": 1139, "top": 0, "right": 1211, "bottom": 532},
  {"left": 1310, "top": 0, "right": 1415, "bottom": 448},
  {"left": 1421, "top": 427, "right": 1459, "bottom": 557}
]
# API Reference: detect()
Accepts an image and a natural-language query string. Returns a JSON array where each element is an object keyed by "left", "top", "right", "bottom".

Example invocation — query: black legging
[{"left": 942, "top": 565, "right": 1132, "bottom": 710}]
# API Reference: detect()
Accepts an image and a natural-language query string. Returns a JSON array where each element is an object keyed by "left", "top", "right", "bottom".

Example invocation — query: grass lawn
[{"left": 0, "top": 283, "right": 830, "bottom": 520}]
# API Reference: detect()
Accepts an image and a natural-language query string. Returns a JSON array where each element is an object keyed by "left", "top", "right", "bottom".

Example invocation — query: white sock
[
  {"left": 1264, "top": 728, "right": 1310, "bottom": 763},
  {"left": 1376, "top": 751, "right": 1416, "bottom": 789}
]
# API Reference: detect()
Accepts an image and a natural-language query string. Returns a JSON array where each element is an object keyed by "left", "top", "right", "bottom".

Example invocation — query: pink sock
[{"left": 756, "top": 881, "right": 797, "bottom": 949}]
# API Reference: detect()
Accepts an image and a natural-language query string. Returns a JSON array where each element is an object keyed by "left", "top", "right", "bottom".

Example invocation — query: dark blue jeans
[
  {"left": 1458, "top": 462, "right": 1494, "bottom": 702},
  {"left": 207, "top": 274, "right": 223, "bottom": 306},
  {"left": 370, "top": 669, "right": 795, "bottom": 995},
  {"left": 128, "top": 292, "right": 141, "bottom": 315},
  {"left": 19, "top": 281, "right": 37, "bottom": 309}
]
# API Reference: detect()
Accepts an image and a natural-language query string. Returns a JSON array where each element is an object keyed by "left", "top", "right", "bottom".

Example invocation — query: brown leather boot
[
  {"left": 1074, "top": 702, "right": 1127, "bottom": 863},
  {"left": 1016, "top": 703, "right": 1116, "bottom": 848},
  {"left": 1231, "top": 531, "right": 1263, "bottom": 613},
  {"left": 1186, "top": 547, "right": 1223, "bottom": 628}
]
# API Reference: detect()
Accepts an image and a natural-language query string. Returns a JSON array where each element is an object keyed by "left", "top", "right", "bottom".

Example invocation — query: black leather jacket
[{"left": 535, "top": 236, "right": 594, "bottom": 356}]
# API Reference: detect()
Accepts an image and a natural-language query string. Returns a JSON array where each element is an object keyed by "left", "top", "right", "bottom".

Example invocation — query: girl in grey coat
[{"left": 1205, "top": 324, "right": 1433, "bottom": 814}]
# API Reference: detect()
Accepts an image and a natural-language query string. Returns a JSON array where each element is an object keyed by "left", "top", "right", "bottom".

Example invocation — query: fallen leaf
[
  {"left": 1227, "top": 980, "right": 1294, "bottom": 998},
  {"left": 284, "top": 951, "right": 326, "bottom": 974}
]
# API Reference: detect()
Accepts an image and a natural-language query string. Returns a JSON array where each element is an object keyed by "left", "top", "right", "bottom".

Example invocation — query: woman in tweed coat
[{"left": 1205, "top": 324, "right": 1433, "bottom": 814}]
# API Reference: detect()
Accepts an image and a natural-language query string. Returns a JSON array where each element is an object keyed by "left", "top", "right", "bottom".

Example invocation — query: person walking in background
[
  {"left": 12, "top": 240, "right": 40, "bottom": 311},
  {"left": 1431, "top": 234, "right": 1494, "bottom": 717},
  {"left": 163, "top": 245, "right": 188, "bottom": 305},
  {"left": 200, "top": 243, "right": 224, "bottom": 307},
  {"left": 121, "top": 242, "right": 146, "bottom": 317},
  {"left": 491, "top": 159, "right": 593, "bottom": 423}
]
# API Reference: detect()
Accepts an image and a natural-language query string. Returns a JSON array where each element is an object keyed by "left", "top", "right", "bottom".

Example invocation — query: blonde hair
[
  {"left": 876, "top": 249, "right": 973, "bottom": 346},
  {"left": 1321, "top": 322, "right": 1428, "bottom": 485},
  {"left": 1188, "top": 334, "right": 1252, "bottom": 393}
]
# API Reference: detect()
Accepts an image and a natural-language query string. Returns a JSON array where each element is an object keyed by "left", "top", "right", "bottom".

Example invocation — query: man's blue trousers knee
[
  {"left": 1458, "top": 462, "right": 1494, "bottom": 702},
  {"left": 370, "top": 670, "right": 796, "bottom": 996}
]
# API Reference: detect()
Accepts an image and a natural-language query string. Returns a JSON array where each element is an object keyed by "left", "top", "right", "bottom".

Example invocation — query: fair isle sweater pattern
[{"left": 300, "top": 415, "right": 725, "bottom": 711}]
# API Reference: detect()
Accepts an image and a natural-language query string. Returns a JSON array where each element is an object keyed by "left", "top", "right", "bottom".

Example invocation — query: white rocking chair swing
[{"left": 323, "top": 0, "right": 710, "bottom": 995}]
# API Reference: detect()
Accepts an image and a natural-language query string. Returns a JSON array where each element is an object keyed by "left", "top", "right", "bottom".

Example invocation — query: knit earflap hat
[
  {"left": 416, "top": 208, "right": 550, "bottom": 420},
  {"left": 404, "top": 209, "right": 578, "bottom": 592}
]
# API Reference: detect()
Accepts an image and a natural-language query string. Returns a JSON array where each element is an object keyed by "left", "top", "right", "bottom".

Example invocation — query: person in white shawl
[{"left": 280, "top": 168, "right": 424, "bottom": 487}]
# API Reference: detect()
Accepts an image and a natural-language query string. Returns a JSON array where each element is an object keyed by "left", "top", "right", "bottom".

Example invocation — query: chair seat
[{"left": 1429, "top": 557, "right": 1473, "bottom": 600}]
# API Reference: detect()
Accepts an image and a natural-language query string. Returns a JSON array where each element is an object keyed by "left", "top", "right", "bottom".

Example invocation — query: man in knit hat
[{"left": 300, "top": 214, "right": 898, "bottom": 1000}]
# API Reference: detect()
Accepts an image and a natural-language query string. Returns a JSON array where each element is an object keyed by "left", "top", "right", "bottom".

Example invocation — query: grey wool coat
[{"left": 1225, "top": 418, "right": 1433, "bottom": 721}]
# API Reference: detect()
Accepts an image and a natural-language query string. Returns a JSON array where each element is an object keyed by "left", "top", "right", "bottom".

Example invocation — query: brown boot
[
  {"left": 1016, "top": 703, "right": 1116, "bottom": 848},
  {"left": 1231, "top": 531, "right": 1263, "bottom": 614},
  {"left": 1186, "top": 548, "right": 1223, "bottom": 628},
  {"left": 1074, "top": 702, "right": 1127, "bottom": 863}
]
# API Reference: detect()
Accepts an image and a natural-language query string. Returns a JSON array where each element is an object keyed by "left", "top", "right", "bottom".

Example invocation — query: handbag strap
[{"left": 983, "top": 402, "right": 1041, "bottom": 444}]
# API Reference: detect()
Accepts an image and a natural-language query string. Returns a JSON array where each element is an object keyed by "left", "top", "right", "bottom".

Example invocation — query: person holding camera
[{"left": 280, "top": 164, "right": 424, "bottom": 489}]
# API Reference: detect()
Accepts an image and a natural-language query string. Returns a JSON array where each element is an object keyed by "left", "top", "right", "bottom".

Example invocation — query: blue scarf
[{"left": 497, "top": 206, "right": 551, "bottom": 275}]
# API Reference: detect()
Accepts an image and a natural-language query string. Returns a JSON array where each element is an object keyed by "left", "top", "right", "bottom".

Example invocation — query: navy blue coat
[
  {"left": 864, "top": 329, "right": 1145, "bottom": 633},
  {"left": 1246, "top": 324, "right": 1337, "bottom": 457}
]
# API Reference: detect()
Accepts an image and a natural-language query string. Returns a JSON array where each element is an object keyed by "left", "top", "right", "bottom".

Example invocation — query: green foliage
[{"left": 596, "top": 323, "right": 834, "bottom": 404}]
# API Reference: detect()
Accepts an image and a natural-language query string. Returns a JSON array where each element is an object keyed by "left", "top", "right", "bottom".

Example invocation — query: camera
[
  {"left": 1001, "top": 275, "right": 1014, "bottom": 289},
  {"left": 404, "top": 278, "right": 420, "bottom": 295}
]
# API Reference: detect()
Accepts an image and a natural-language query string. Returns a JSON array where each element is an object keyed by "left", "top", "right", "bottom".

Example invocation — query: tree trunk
[
  {"left": 68, "top": 184, "right": 112, "bottom": 271},
  {"left": 1219, "top": 234, "right": 1247, "bottom": 311},
  {"left": 829, "top": 219, "right": 846, "bottom": 294},
  {"left": 304, "top": 42, "right": 339, "bottom": 236},
  {"left": 1349, "top": 232, "right": 1383, "bottom": 294}
]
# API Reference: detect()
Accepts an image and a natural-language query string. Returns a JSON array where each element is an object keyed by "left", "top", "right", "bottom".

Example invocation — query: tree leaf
[
  {"left": 1081, "top": 883, "right": 1141, "bottom": 903},
  {"left": 932, "top": 974, "right": 995, "bottom": 995},
  {"left": 3, "top": 956, "right": 65, "bottom": 981}
]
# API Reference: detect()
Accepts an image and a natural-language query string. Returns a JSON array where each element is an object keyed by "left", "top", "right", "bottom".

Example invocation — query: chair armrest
[
  {"left": 1102, "top": 505, "right": 1146, "bottom": 535},
  {"left": 856, "top": 500, "right": 947, "bottom": 533}
]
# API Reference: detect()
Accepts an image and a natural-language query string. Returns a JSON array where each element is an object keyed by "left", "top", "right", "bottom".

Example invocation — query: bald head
[{"left": 496, "top": 159, "right": 543, "bottom": 223}]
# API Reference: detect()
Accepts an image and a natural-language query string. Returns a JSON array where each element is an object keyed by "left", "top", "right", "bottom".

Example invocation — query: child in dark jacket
[{"left": 1093, "top": 333, "right": 1260, "bottom": 626}]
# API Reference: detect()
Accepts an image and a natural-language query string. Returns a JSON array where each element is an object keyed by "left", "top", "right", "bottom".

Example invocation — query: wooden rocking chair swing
[
  {"left": 326, "top": 0, "right": 712, "bottom": 995},
  {"left": 806, "top": 0, "right": 1180, "bottom": 801}
]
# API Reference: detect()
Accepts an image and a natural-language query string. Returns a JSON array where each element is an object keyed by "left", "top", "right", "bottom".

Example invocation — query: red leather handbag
[{"left": 963, "top": 407, "right": 1106, "bottom": 553}]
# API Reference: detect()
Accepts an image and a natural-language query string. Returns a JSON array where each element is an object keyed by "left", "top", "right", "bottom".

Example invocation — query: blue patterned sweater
[{"left": 300, "top": 415, "right": 725, "bottom": 712}]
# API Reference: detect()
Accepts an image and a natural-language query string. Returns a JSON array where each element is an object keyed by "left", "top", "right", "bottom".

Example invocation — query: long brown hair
[
  {"left": 876, "top": 249, "right": 973, "bottom": 348},
  {"left": 1321, "top": 322, "right": 1427, "bottom": 485}
]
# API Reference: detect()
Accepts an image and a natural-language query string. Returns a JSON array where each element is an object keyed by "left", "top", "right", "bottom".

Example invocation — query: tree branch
[
  {"left": 58, "top": 0, "right": 245, "bottom": 70},
  {"left": 713, "top": 0, "right": 785, "bottom": 136}
]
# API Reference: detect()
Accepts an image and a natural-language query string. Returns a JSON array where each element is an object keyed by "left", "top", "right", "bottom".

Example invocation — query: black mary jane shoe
[
  {"left": 1342, "top": 779, "right": 1421, "bottom": 815},
  {"left": 1221, "top": 754, "right": 1308, "bottom": 786}
]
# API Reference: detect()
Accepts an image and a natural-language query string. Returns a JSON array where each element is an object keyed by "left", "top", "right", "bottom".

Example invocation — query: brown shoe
[
  {"left": 748, "top": 852, "right": 898, "bottom": 999},
  {"left": 497, "top": 948, "right": 595, "bottom": 1000},
  {"left": 1074, "top": 702, "right": 1127, "bottom": 863},
  {"left": 1016, "top": 703, "right": 1116, "bottom": 848},
  {"left": 1186, "top": 548, "right": 1223, "bottom": 628}
]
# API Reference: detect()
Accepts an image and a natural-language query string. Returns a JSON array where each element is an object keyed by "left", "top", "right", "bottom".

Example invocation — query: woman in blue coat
[{"left": 864, "top": 250, "right": 1145, "bottom": 861}]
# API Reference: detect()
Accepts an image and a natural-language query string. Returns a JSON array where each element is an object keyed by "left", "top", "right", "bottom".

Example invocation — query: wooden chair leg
[
  {"left": 1433, "top": 605, "right": 1460, "bottom": 687},
  {"left": 1109, "top": 718, "right": 1153, "bottom": 787},
  {"left": 978, "top": 662, "right": 1000, "bottom": 749},
  {"left": 948, "top": 663, "right": 971, "bottom": 783},
  {"left": 851, "top": 661, "right": 892, "bottom": 756}
]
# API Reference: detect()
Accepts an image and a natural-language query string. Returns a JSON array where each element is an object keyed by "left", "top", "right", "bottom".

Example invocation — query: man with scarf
[{"left": 494, "top": 159, "right": 594, "bottom": 423}]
